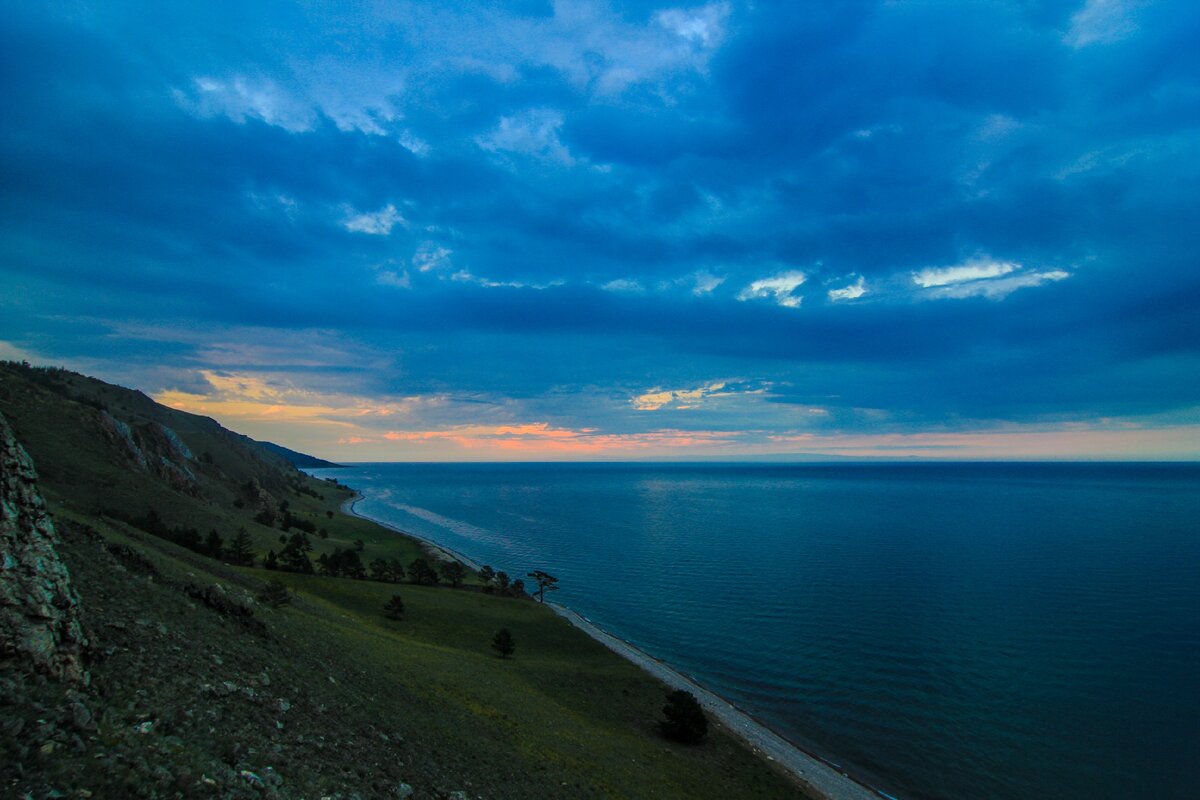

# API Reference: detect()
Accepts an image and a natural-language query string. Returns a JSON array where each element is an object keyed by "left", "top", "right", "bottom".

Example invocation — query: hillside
[{"left": 0, "top": 362, "right": 806, "bottom": 799}]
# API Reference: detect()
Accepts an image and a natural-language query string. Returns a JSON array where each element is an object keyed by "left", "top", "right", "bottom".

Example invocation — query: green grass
[{"left": 229, "top": 559, "right": 804, "bottom": 798}]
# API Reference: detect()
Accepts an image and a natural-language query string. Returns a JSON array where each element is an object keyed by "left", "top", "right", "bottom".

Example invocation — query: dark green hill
[
  {"left": 0, "top": 361, "right": 298, "bottom": 514},
  {"left": 0, "top": 362, "right": 807, "bottom": 799}
]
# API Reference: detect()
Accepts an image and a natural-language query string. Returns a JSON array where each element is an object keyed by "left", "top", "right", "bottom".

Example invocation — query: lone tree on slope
[
  {"left": 491, "top": 628, "right": 516, "bottom": 659},
  {"left": 383, "top": 594, "right": 405, "bottom": 620},
  {"left": 227, "top": 527, "right": 255, "bottom": 566},
  {"left": 527, "top": 570, "right": 559, "bottom": 603},
  {"left": 258, "top": 579, "right": 291, "bottom": 609},
  {"left": 659, "top": 690, "right": 708, "bottom": 744},
  {"left": 203, "top": 529, "right": 225, "bottom": 560}
]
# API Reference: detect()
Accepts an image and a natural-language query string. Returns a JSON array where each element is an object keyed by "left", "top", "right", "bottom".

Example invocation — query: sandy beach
[{"left": 341, "top": 491, "right": 893, "bottom": 800}]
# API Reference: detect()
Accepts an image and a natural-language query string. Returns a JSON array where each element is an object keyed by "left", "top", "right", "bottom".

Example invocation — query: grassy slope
[{"left": 0, "top": 364, "right": 806, "bottom": 799}]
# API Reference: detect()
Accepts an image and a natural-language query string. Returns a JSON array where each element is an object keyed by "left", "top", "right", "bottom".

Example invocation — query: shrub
[
  {"left": 660, "top": 690, "right": 708, "bottom": 744},
  {"left": 257, "top": 579, "right": 291, "bottom": 609},
  {"left": 383, "top": 595, "right": 405, "bottom": 620},
  {"left": 491, "top": 628, "right": 516, "bottom": 659}
]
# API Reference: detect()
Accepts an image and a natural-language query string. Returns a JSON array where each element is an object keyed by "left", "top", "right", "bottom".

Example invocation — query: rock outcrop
[
  {"left": 97, "top": 410, "right": 201, "bottom": 495},
  {"left": 0, "top": 411, "right": 87, "bottom": 684}
]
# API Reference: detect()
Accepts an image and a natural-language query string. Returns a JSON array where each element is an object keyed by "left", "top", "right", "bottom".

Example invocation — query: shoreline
[
  {"left": 341, "top": 493, "right": 483, "bottom": 571},
  {"left": 341, "top": 489, "right": 895, "bottom": 800}
]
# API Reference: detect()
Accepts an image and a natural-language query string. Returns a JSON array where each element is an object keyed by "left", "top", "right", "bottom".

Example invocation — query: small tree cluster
[
  {"left": 369, "top": 558, "right": 407, "bottom": 583},
  {"left": 122, "top": 507, "right": 244, "bottom": 565},
  {"left": 277, "top": 532, "right": 314, "bottom": 573},
  {"left": 440, "top": 560, "right": 466, "bottom": 588},
  {"left": 292, "top": 482, "right": 322, "bottom": 499},
  {"left": 478, "top": 565, "right": 530, "bottom": 598},
  {"left": 280, "top": 510, "right": 317, "bottom": 534},
  {"left": 408, "top": 558, "right": 440, "bottom": 586},
  {"left": 316, "top": 547, "right": 366, "bottom": 578}
]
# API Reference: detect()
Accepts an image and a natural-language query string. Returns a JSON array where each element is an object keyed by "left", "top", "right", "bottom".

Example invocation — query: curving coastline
[
  {"left": 342, "top": 489, "right": 894, "bottom": 800},
  {"left": 342, "top": 493, "right": 483, "bottom": 570}
]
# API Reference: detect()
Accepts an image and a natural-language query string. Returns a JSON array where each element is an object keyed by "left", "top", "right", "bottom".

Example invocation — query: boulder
[{"left": 0, "top": 412, "right": 88, "bottom": 684}]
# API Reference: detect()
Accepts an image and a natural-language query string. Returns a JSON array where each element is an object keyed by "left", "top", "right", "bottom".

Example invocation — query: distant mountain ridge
[{"left": 253, "top": 438, "right": 342, "bottom": 469}]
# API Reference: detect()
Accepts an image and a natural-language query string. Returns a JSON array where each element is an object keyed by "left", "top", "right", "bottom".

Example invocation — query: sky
[{"left": 2, "top": 0, "right": 1199, "bottom": 461}]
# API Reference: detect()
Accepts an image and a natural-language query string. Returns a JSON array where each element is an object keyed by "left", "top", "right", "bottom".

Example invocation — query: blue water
[{"left": 309, "top": 462, "right": 1200, "bottom": 800}]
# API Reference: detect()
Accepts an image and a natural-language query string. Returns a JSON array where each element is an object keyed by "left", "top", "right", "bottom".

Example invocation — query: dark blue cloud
[{"left": 2, "top": 0, "right": 1199, "bottom": 451}]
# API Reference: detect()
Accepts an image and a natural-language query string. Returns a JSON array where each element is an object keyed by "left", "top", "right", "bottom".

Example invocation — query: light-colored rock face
[
  {"left": 0, "top": 412, "right": 87, "bottom": 684},
  {"left": 97, "top": 411, "right": 200, "bottom": 494}
]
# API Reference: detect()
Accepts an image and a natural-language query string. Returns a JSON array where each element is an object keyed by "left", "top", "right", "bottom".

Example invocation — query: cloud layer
[{"left": 2, "top": 1, "right": 1199, "bottom": 458}]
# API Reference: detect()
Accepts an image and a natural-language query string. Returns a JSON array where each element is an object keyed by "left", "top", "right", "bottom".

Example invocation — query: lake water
[{"left": 309, "top": 462, "right": 1200, "bottom": 800}]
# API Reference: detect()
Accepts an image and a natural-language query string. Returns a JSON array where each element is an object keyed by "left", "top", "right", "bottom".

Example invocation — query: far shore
[{"left": 340, "top": 489, "right": 895, "bottom": 800}]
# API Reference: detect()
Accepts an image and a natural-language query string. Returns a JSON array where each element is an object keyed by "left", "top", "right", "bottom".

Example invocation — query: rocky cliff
[{"left": 0, "top": 411, "right": 87, "bottom": 684}]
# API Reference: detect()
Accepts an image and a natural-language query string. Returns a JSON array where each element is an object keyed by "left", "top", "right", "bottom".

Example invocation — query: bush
[
  {"left": 659, "top": 690, "right": 708, "bottom": 744},
  {"left": 383, "top": 595, "right": 405, "bottom": 620}
]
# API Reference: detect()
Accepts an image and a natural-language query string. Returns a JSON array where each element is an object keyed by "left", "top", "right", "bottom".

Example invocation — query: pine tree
[
  {"left": 491, "top": 628, "right": 516, "bottom": 659},
  {"left": 337, "top": 547, "right": 366, "bottom": 579},
  {"left": 258, "top": 579, "right": 291, "bottom": 609},
  {"left": 383, "top": 594, "right": 405, "bottom": 620},
  {"left": 527, "top": 570, "right": 559, "bottom": 603},
  {"left": 227, "top": 527, "right": 255, "bottom": 566},
  {"left": 203, "top": 529, "right": 224, "bottom": 560},
  {"left": 263, "top": 549, "right": 279, "bottom": 570}
]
